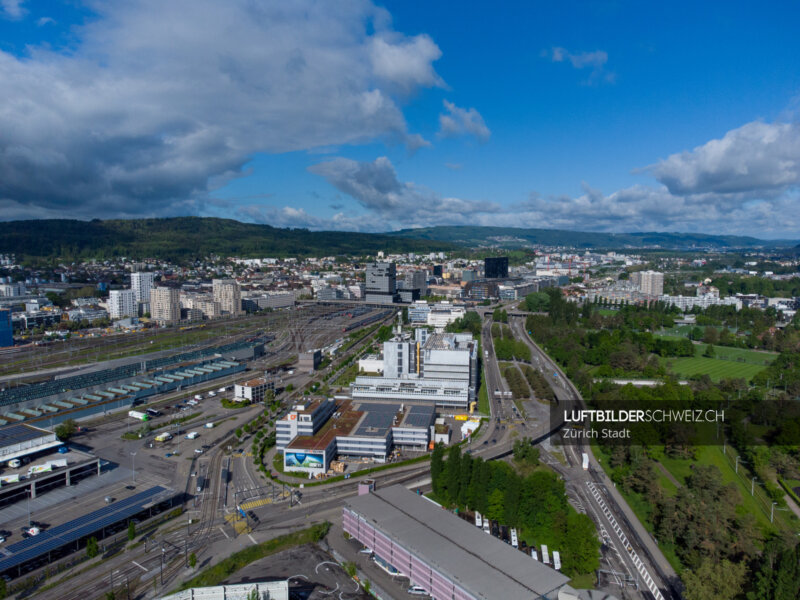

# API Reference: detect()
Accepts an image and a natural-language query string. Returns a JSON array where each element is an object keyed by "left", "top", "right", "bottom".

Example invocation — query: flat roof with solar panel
[
  {"left": 0, "top": 486, "right": 175, "bottom": 576},
  {"left": 0, "top": 424, "right": 59, "bottom": 461}
]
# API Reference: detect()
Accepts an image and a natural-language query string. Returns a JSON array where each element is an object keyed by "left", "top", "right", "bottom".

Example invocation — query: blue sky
[{"left": 1, "top": 1, "right": 799, "bottom": 237}]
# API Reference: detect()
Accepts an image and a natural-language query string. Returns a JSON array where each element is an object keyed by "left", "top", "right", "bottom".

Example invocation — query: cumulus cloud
[
  {"left": 303, "top": 156, "right": 499, "bottom": 230},
  {"left": 0, "top": 0, "right": 443, "bottom": 220},
  {"left": 369, "top": 34, "right": 444, "bottom": 94},
  {"left": 438, "top": 100, "right": 491, "bottom": 142},
  {"left": 1, "top": 0, "right": 26, "bottom": 19},
  {"left": 546, "top": 46, "right": 615, "bottom": 84},
  {"left": 649, "top": 121, "right": 800, "bottom": 195}
]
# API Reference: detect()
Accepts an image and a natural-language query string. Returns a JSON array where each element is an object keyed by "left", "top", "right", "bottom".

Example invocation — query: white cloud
[
  {"left": 649, "top": 120, "right": 800, "bottom": 195},
  {"left": 369, "top": 34, "right": 444, "bottom": 94},
  {"left": 36, "top": 16, "right": 55, "bottom": 26},
  {"left": 1, "top": 0, "right": 26, "bottom": 19},
  {"left": 546, "top": 46, "right": 615, "bottom": 84},
  {"left": 438, "top": 100, "right": 491, "bottom": 142},
  {"left": 0, "top": 0, "right": 442, "bottom": 219},
  {"left": 306, "top": 156, "right": 499, "bottom": 229}
]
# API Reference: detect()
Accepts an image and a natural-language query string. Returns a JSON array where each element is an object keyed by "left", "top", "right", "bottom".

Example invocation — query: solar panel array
[
  {"left": 0, "top": 486, "right": 169, "bottom": 574},
  {"left": 353, "top": 402, "right": 401, "bottom": 437},
  {"left": 0, "top": 424, "right": 48, "bottom": 446},
  {"left": 404, "top": 404, "right": 436, "bottom": 428}
]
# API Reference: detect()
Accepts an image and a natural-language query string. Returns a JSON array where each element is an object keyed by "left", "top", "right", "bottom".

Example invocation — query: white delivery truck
[
  {"left": 553, "top": 551, "right": 561, "bottom": 570},
  {"left": 208, "top": 391, "right": 216, "bottom": 397},
  {"left": 194, "top": 394, "right": 203, "bottom": 401},
  {"left": 510, "top": 528, "right": 519, "bottom": 548},
  {"left": 531, "top": 548, "right": 538, "bottom": 561},
  {"left": 582, "top": 452, "right": 589, "bottom": 471},
  {"left": 541, "top": 545, "right": 549, "bottom": 565},
  {"left": 474, "top": 511, "right": 483, "bottom": 528},
  {"left": 205, "top": 422, "right": 215, "bottom": 429},
  {"left": 185, "top": 431, "right": 199, "bottom": 440},
  {"left": 8, "top": 459, "right": 21, "bottom": 469}
]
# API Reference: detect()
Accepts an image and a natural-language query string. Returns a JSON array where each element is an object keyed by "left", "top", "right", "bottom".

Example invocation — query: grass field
[{"left": 660, "top": 355, "right": 769, "bottom": 382}]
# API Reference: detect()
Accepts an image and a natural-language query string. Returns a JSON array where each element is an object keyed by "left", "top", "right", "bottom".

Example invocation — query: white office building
[{"left": 108, "top": 289, "right": 136, "bottom": 319}]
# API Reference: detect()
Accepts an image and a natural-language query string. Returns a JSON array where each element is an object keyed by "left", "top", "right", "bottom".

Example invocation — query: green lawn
[{"left": 660, "top": 355, "right": 767, "bottom": 382}]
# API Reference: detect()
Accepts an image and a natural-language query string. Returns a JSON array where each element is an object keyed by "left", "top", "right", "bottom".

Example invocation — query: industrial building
[
  {"left": 282, "top": 400, "right": 434, "bottom": 474},
  {"left": 351, "top": 330, "right": 478, "bottom": 410},
  {"left": 0, "top": 486, "right": 177, "bottom": 580},
  {"left": 344, "top": 485, "right": 570, "bottom": 600},
  {"left": 0, "top": 339, "right": 264, "bottom": 427},
  {"left": 158, "top": 582, "right": 290, "bottom": 600}
]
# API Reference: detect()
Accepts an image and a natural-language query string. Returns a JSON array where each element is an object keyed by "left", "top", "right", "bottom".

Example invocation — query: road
[{"left": 508, "top": 315, "right": 680, "bottom": 600}]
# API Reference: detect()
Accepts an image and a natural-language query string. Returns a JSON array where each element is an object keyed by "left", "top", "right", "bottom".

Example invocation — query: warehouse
[{"left": 344, "top": 485, "right": 571, "bottom": 600}]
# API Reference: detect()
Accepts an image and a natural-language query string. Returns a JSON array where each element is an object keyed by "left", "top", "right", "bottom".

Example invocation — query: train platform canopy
[
  {"left": 0, "top": 424, "right": 60, "bottom": 463},
  {"left": 0, "top": 485, "right": 173, "bottom": 574}
]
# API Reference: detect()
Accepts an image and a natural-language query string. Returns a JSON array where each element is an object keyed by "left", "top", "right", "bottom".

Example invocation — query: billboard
[{"left": 284, "top": 452, "right": 324, "bottom": 469}]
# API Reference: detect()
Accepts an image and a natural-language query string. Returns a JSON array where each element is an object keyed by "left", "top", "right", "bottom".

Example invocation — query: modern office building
[
  {"left": 432, "top": 265, "right": 443, "bottom": 278},
  {"left": 150, "top": 287, "right": 180, "bottom": 324},
  {"left": 282, "top": 400, "right": 434, "bottom": 473},
  {"left": 343, "top": 485, "right": 571, "bottom": 600},
  {"left": 234, "top": 377, "right": 275, "bottom": 402},
  {"left": 299, "top": 350, "right": 322, "bottom": 372},
  {"left": 365, "top": 262, "right": 398, "bottom": 304},
  {"left": 212, "top": 278, "right": 242, "bottom": 316},
  {"left": 130, "top": 272, "right": 154, "bottom": 303},
  {"left": 0, "top": 308, "right": 12, "bottom": 347},
  {"left": 275, "top": 397, "right": 338, "bottom": 450},
  {"left": 405, "top": 270, "right": 428, "bottom": 297},
  {"left": 484, "top": 256, "right": 509, "bottom": 279},
  {"left": 108, "top": 289, "right": 136, "bottom": 319}
]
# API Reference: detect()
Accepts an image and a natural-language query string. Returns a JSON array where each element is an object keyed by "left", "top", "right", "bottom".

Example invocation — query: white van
[
  {"left": 407, "top": 585, "right": 428, "bottom": 596},
  {"left": 8, "top": 459, "right": 21, "bottom": 469}
]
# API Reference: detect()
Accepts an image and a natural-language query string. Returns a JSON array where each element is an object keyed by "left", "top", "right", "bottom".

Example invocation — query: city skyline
[{"left": 1, "top": 1, "right": 799, "bottom": 237}]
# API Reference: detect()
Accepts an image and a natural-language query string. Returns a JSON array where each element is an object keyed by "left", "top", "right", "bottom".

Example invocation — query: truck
[
  {"left": 510, "top": 528, "right": 519, "bottom": 549},
  {"left": 482, "top": 519, "right": 490, "bottom": 534},
  {"left": 146, "top": 408, "right": 162, "bottom": 417},
  {"left": 128, "top": 410, "right": 149, "bottom": 421},
  {"left": 582, "top": 452, "right": 589, "bottom": 471},
  {"left": 185, "top": 431, "right": 199, "bottom": 440},
  {"left": 47, "top": 459, "right": 67, "bottom": 469},
  {"left": 541, "top": 545, "right": 549, "bottom": 565},
  {"left": 474, "top": 511, "right": 483, "bottom": 528},
  {"left": 208, "top": 391, "right": 216, "bottom": 397},
  {"left": 7, "top": 459, "right": 21, "bottom": 469},
  {"left": 194, "top": 394, "right": 203, "bottom": 401},
  {"left": 530, "top": 548, "right": 538, "bottom": 561},
  {"left": 552, "top": 551, "right": 561, "bottom": 571},
  {"left": 205, "top": 422, "right": 215, "bottom": 429},
  {"left": 155, "top": 432, "right": 173, "bottom": 442}
]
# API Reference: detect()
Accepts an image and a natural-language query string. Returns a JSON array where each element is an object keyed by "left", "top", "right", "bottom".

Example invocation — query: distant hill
[
  {"left": 0, "top": 218, "right": 458, "bottom": 261},
  {"left": 389, "top": 226, "right": 797, "bottom": 250}
]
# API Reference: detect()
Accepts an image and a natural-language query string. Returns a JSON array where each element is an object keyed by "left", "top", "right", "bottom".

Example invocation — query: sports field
[{"left": 660, "top": 355, "right": 767, "bottom": 382}]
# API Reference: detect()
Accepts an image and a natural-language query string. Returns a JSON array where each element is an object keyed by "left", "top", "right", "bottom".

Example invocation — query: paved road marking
[
  {"left": 132, "top": 561, "right": 148, "bottom": 572},
  {"left": 248, "top": 534, "right": 258, "bottom": 545},
  {"left": 218, "top": 525, "right": 230, "bottom": 539}
]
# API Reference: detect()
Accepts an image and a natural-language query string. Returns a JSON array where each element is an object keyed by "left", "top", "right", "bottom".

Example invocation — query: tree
[
  {"left": 55, "top": 419, "right": 78, "bottom": 441},
  {"left": 430, "top": 444, "right": 445, "bottom": 499},
  {"left": 0, "top": 577, "right": 6, "bottom": 600},
  {"left": 683, "top": 558, "right": 747, "bottom": 600},
  {"left": 235, "top": 428, "right": 243, "bottom": 438},
  {"left": 86, "top": 536, "right": 99, "bottom": 558},
  {"left": 444, "top": 446, "right": 462, "bottom": 504},
  {"left": 285, "top": 383, "right": 294, "bottom": 393},
  {"left": 105, "top": 592, "right": 116, "bottom": 600},
  {"left": 703, "top": 344, "right": 716, "bottom": 358},
  {"left": 189, "top": 552, "right": 197, "bottom": 568},
  {"left": 486, "top": 488, "right": 505, "bottom": 522},
  {"left": 127, "top": 521, "right": 136, "bottom": 542}
]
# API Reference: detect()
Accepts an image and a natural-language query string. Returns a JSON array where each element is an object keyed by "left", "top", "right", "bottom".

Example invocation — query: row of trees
[
  {"left": 430, "top": 444, "right": 600, "bottom": 576},
  {"left": 503, "top": 366, "right": 530, "bottom": 399},
  {"left": 520, "top": 364, "right": 556, "bottom": 402}
]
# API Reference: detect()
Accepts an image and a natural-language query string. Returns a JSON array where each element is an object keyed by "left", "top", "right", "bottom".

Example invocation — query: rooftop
[{"left": 346, "top": 485, "right": 569, "bottom": 600}]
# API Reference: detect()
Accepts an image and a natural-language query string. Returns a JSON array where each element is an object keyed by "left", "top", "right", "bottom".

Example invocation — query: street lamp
[
  {"left": 751, "top": 476, "right": 757, "bottom": 496},
  {"left": 131, "top": 451, "right": 137, "bottom": 483}
]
